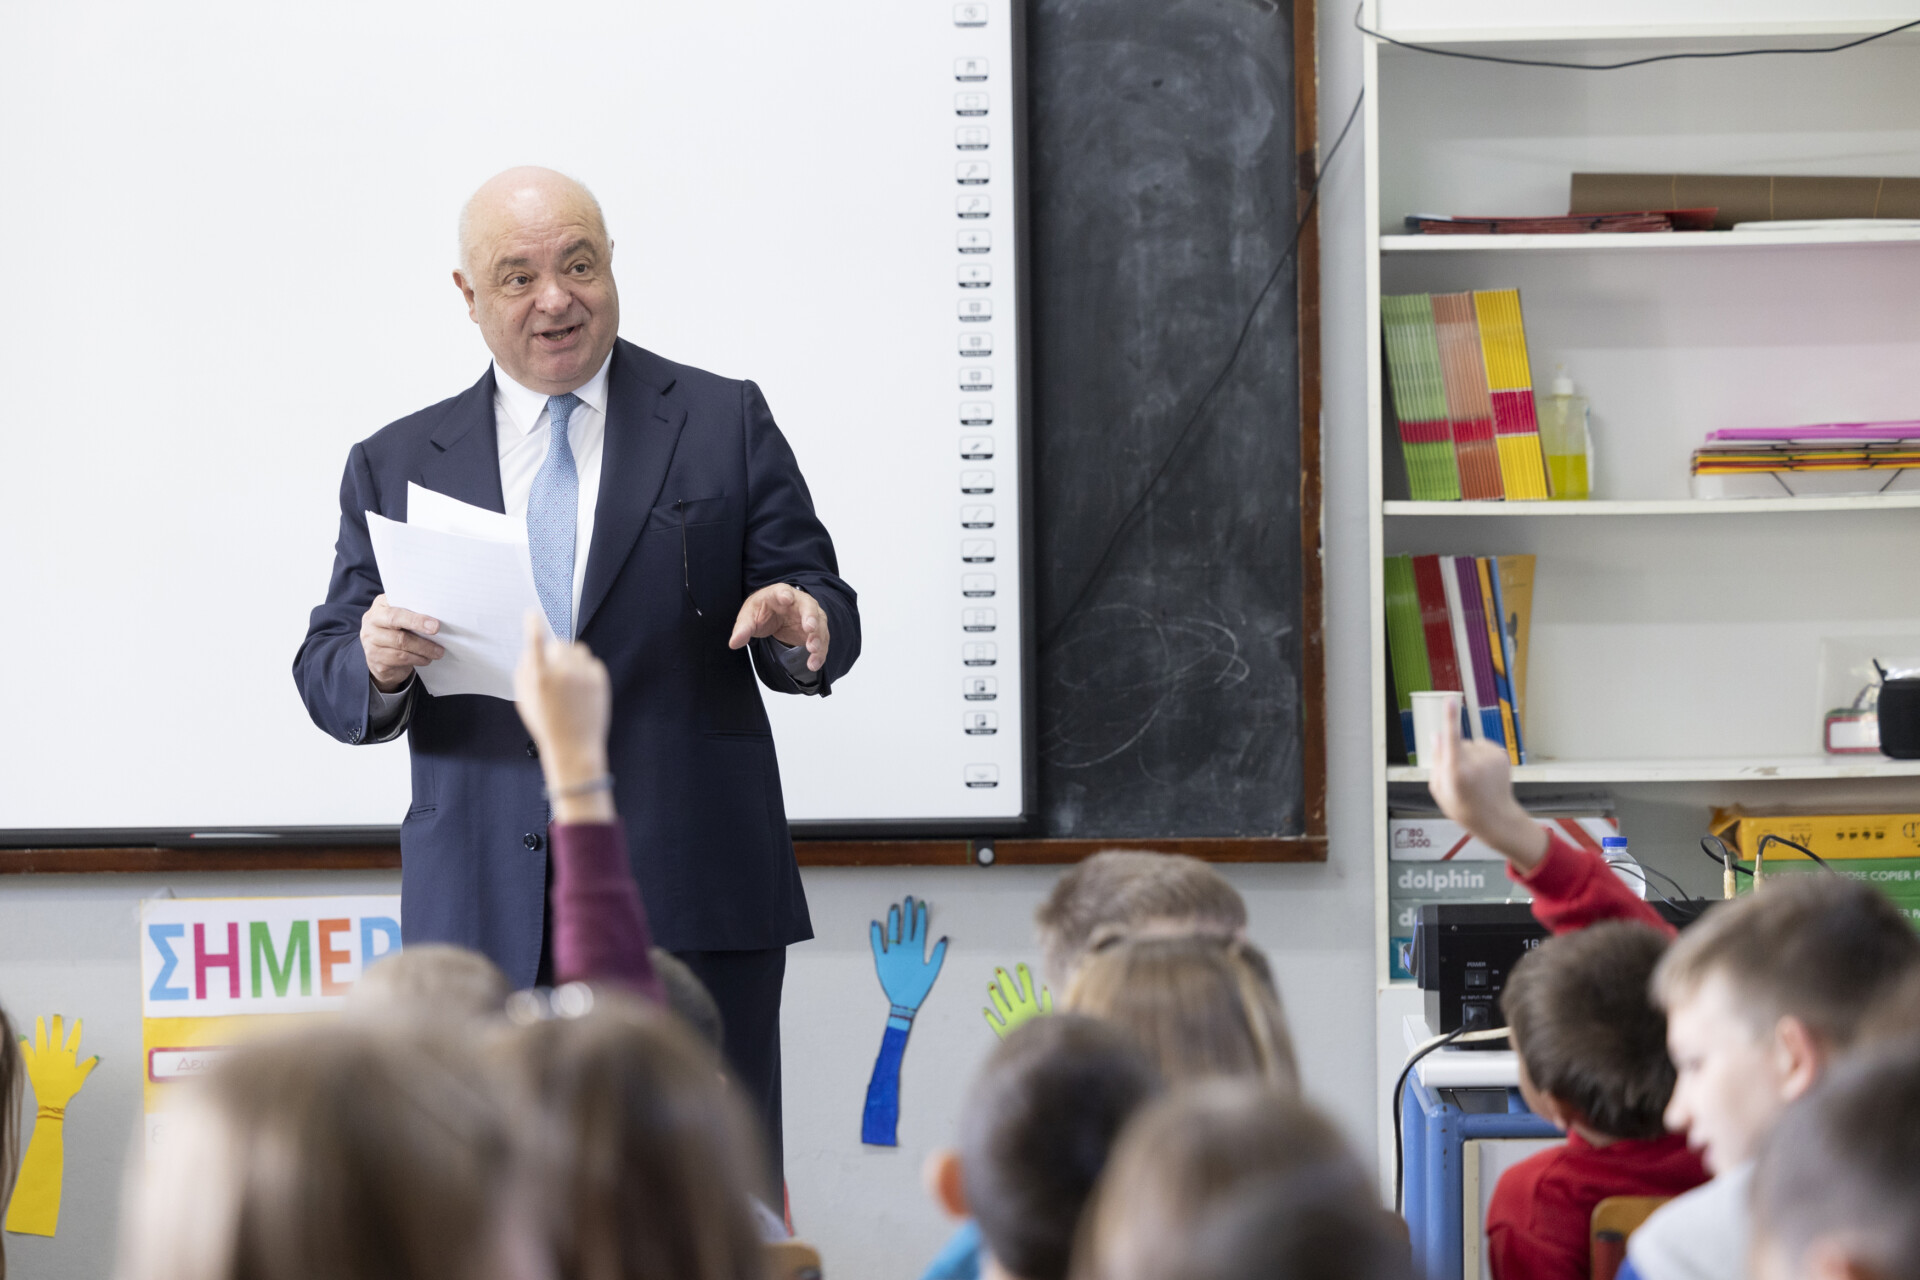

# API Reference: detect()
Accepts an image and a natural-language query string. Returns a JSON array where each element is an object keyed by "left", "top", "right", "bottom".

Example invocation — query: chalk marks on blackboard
[{"left": 1040, "top": 603, "right": 1258, "bottom": 771}]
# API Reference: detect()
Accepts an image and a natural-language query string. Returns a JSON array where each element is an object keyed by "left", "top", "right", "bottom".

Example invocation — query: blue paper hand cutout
[{"left": 861, "top": 895, "right": 947, "bottom": 1146}]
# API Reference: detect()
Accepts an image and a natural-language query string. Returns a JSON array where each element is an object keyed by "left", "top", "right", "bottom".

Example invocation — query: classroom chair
[
  {"left": 764, "top": 1239, "right": 824, "bottom": 1280},
  {"left": 1590, "top": 1196, "right": 1670, "bottom": 1280}
]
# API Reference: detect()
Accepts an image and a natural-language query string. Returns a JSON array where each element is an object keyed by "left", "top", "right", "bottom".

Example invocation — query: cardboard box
[
  {"left": 1389, "top": 861, "right": 1525, "bottom": 900},
  {"left": 1733, "top": 858, "right": 1920, "bottom": 930},
  {"left": 1711, "top": 809, "right": 1920, "bottom": 861},
  {"left": 1389, "top": 815, "right": 1618, "bottom": 862}
]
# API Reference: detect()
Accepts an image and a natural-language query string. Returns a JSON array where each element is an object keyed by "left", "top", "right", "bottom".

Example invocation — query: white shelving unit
[
  {"left": 1387, "top": 495, "right": 1920, "bottom": 516},
  {"left": 1386, "top": 756, "right": 1920, "bottom": 784},
  {"left": 1362, "top": 0, "right": 1920, "bottom": 1003},
  {"left": 1383, "top": 227, "right": 1920, "bottom": 252}
]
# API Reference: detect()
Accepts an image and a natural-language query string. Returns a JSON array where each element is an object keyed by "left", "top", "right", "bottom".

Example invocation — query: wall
[{"left": 0, "top": 5, "right": 1385, "bottom": 1277}]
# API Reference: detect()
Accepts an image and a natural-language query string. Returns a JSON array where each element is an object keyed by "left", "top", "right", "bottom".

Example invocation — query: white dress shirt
[{"left": 368, "top": 352, "right": 814, "bottom": 730}]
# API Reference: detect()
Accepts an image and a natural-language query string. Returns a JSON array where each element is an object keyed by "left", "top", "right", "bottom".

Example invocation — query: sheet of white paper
[
  {"left": 365, "top": 512, "right": 549, "bottom": 701},
  {"left": 406, "top": 482, "right": 523, "bottom": 544}
]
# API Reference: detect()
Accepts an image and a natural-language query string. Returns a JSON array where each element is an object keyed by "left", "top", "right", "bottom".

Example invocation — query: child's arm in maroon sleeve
[
  {"left": 549, "top": 819, "right": 666, "bottom": 1002},
  {"left": 1515, "top": 833, "right": 1674, "bottom": 938}
]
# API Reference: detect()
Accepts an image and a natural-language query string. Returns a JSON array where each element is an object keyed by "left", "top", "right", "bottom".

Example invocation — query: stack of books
[
  {"left": 1382, "top": 290, "right": 1551, "bottom": 501},
  {"left": 1690, "top": 422, "right": 1920, "bottom": 499},
  {"left": 1384, "top": 553, "right": 1535, "bottom": 766}
]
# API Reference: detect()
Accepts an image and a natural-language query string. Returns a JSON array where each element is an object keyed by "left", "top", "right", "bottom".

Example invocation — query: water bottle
[{"left": 1601, "top": 835, "right": 1648, "bottom": 899}]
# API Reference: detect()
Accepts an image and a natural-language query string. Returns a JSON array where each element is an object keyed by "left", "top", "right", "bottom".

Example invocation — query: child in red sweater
[
  {"left": 1487, "top": 922, "right": 1707, "bottom": 1280},
  {"left": 1428, "top": 721, "right": 1707, "bottom": 1280}
]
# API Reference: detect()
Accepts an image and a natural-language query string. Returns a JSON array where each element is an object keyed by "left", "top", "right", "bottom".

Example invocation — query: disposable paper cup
[{"left": 1410, "top": 691, "right": 1464, "bottom": 767}]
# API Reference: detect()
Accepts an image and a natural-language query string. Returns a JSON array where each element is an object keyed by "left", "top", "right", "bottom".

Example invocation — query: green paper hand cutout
[{"left": 983, "top": 962, "right": 1052, "bottom": 1039}]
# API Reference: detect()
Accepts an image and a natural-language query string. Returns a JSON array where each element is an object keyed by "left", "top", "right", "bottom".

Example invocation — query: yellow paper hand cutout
[{"left": 5, "top": 1015, "right": 99, "bottom": 1237}]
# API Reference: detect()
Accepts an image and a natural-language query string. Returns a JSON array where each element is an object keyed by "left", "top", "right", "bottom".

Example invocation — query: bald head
[
  {"left": 458, "top": 166, "right": 608, "bottom": 277},
  {"left": 452, "top": 167, "right": 619, "bottom": 395}
]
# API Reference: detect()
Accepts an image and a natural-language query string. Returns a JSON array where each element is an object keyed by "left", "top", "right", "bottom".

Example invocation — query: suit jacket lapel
[
  {"left": 417, "top": 366, "right": 506, "bottom": 514},
  {"left": 578, "top": 340, "right": 687, "bottom": 637}
]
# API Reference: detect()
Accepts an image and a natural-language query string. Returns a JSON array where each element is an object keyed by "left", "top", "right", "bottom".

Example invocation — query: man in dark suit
[{"left": 293, "top": 167, "right": 857, "bottom": 1180}]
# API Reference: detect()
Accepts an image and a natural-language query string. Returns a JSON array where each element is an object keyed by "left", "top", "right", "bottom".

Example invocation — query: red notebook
[
  {"left": 1411, "top": 555, "right": 1463, "bottom": 695},
  {"left": 1431, "top": 293, "right": 1504, "bottom": 500}
]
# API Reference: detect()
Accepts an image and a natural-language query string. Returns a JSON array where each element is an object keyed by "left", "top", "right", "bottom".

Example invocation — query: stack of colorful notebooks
[
  {"left": 1385, "top": 553, "right": 1535, "bottom": 765},
  {"left": 1690, "top": 422, "right": 1920, "bottom": 499},
  {"left": 1382, "top": 289, "right": 1551, "bottom": 501}
]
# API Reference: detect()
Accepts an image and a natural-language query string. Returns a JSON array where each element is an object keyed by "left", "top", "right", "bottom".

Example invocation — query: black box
[{"left": 1412, "top": 901, "right": 1701, "bottom": 1039}]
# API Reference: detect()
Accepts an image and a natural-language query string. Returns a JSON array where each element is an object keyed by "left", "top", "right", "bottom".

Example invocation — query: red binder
[{"left": 1411, "top": 554, "right": 1463, "bottom": 695}]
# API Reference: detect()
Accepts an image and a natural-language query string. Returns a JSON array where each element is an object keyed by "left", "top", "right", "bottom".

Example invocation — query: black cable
[
  {"left": 1393, "top": 1024, "right": 1469, "bottom": 1215},
  {"left": 1701, "top": 835, "right": 1754, "bottom": 880},
  {"left": 1758, "top": 833, "right": 1837, "bottom": 873},
  {"left": 1039, "top": 86, "right": 1366, "bottom": 652},
  {"left": 1352, "top": 4, "right": 1920, "bottom": 72},
  {"left": 1608, "top": 855, "right": 1708, "bottom": 923}
]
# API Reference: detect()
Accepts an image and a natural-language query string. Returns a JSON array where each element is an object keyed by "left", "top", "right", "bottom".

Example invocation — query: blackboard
[{"left": 1025, "top": 0, "right": 1325, "bottom": 850}]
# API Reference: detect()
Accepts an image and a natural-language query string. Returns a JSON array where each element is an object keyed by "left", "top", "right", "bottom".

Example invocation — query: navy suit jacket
[{"left": 293, "top": 339, "right": 858, "bottom": 983}]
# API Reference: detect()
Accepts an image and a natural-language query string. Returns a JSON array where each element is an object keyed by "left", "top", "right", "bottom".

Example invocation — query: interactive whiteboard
[{"left": 0, "top": 0, "right": 1029, "bottom": 837}]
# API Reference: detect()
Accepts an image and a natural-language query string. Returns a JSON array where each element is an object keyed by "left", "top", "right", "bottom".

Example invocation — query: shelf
[
  {"left": 1386, "top": 756, "right": 1920, "bottom": 784},
  {"left": 1382, "top": 228, "right": 1920, "bottom": 253},
  {"left": 1385, "top": 495, "right": 1920, "bottom": 517},
  {"left": 1370, "top": 5, "right": 1920, "bottom": 49}
]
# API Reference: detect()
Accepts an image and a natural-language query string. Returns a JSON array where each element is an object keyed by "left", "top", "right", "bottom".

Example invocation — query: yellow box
[{"left": 1710, "top": 808, "right": 1920, "bottom": 861}]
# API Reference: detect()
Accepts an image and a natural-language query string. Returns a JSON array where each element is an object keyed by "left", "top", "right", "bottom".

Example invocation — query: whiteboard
[{"left": 0, "top": 0, "right": 1028, "bottom": 835}]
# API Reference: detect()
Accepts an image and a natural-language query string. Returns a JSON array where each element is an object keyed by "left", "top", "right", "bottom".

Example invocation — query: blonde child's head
[
  {"left": 1035, "top": 852, "right": 1246, "bottom": 989},
  {"left": 1652, "top": 876, "right": 1920, "bottom": 1172},
  {"left": 1065, "top": 934, "right": 1297, "bottom": 1092},
  {"left": 117, "top": 1021, "right": 509, "bottom": 1280},
  {"left": 346, "top": 944, "right": 510, "bottom": 1023},
  {"left": 491, "top": 990, "right": 766, "bottom": 1280}
]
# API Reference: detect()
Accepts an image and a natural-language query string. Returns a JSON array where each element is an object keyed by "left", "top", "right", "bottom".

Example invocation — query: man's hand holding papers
[{"left": 362, "top": 485, "right": 551, "bottom": 701}]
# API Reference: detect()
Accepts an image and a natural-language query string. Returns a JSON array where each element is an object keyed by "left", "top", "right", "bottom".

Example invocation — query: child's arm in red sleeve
[
  {"left": 1516, "top": 833, "right": 1673, "bottom": 938},
  {"left": 549, "top": 819, "right": 667, "bottom": 1002}
]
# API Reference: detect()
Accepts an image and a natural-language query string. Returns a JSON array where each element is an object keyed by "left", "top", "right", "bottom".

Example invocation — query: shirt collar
[{"left": 492, "top": 350, "right": 614, "bottom": 437}]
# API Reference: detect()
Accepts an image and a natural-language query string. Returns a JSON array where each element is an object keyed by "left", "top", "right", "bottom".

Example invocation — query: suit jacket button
[
  {"left": 526, "top": 740, "right": 539, "bottom": 759},
  {"left": 523, "top": 832, "right": 544, "bottom": 852}
]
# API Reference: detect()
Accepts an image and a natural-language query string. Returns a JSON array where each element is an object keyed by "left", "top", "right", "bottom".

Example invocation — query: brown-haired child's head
[
  {"left": 926, "top": 1014, "right": 1161, "bottom": 1280},
  {"left": 1065, "top": 934, "right": 1298, "bottom": 1092},
  {"left": 1751, "top": 1034, "right": 1920, "bottom": 1280},
  {"left": 1501, "top": 921, "right": 1674, "bottom": 1141},
  {"left": 1034, "top": 852, "right": 1246, "bottom": 988},
  {"left": 1652, "top": 877, "right": 1920, "bottom": 1173},
  {"left": 494, "top": 989, "right": 765, "bottom": 1280},
  {"left": 346, "top": 943, "right": 510, "bottom": 1023},
  {"left": 1071, "top": 1080, "right": 1398, "bottom": 1280},
  {"left": 118, "top": 1021, "right": 509, "bottom": 1280}
]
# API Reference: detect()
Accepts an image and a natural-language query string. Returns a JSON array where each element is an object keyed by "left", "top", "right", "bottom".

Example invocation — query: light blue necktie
[{"left": 528, "top": 392, "right": 581, "bottom": 641}]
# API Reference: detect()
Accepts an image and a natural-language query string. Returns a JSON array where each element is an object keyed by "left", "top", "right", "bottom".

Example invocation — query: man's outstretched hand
[
  {"left": 729, "top": 583, "right": 830, "bottom": 673},
  {"left": 513, "top": 613, "right": 615, "bottom": 823},
  {"left": 1426, "top": 717, "right": 1550, "bottom": 873}
]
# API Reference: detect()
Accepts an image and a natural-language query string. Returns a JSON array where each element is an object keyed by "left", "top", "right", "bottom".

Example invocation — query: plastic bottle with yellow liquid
[{"left": 1537, "top": 366, "right": 1592, "bottom": 500}]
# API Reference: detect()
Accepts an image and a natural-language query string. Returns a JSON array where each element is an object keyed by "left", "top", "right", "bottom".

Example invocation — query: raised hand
[
  {"left": 983, "top": 962, "right": 1052, "bottom": 1039},
  {"left": 513, "top": 612, "right": 614, "bottom": 822},
  {"left": 728, "top": 583, "right": 830, "bottom": 672},
  {"left": 1427, "top": 717, "right": 1548, "bottom": 871}
]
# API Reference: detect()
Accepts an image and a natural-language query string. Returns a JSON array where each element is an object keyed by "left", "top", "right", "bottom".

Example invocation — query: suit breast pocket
[
  {"left": 647, "top": 493, "right": 738, "bottom": 620},
  {"left": 645, "top": 494, "right": 728, "bottom": 532}
]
